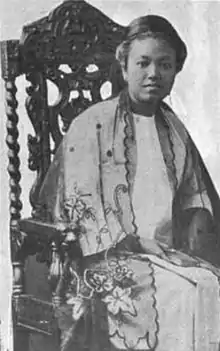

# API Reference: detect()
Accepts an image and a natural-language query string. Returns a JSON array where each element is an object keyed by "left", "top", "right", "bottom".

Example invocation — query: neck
[{"left": 129, "top": 99, "right": 159, "bottom": 117}]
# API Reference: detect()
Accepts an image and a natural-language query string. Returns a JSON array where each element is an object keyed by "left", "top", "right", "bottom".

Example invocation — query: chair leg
[
  {"left": 13, "top": 329, "right": 29, "bottom": 351},
  {"left": 13, "top": 260, "right": 29, "bottom": 351}
]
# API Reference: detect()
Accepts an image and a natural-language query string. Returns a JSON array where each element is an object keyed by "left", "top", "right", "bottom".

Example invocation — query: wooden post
[{"left": 1, "top": 40, "right": 29, "bottom": 351}]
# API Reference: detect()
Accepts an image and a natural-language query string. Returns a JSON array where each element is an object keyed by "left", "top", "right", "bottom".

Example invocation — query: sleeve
[
  {"left": 179, "top": 136, "right": 213, "bottom": 215},
  {"left": 38, "top": 108, "right": 98, "bottom": 223},
  {"left": 172, "top": 136, "right": 216, "bottom": 257},
  {"left": 37, "top": 106, "right": 115, "bottom": 256}
]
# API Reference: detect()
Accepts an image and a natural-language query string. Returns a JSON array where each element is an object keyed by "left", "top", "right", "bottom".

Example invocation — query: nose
[{"left": 147, "top": 63, "right": 160, "bottom": 79}]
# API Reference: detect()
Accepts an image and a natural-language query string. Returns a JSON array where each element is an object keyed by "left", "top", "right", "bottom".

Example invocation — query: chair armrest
[
  {"left": 18, "top": 218, "right": 81, "bottom": 261},
  {"left": 17, "top": 218, "right": 66, "bottom": 259},
  {"left": 19, "top": 218, "right": 63, "bottom": 243}
]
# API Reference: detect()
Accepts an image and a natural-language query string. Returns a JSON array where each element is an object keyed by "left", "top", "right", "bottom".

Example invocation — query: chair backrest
[{"left": 1, "top": 0, "right": 125, "bottom": 221}]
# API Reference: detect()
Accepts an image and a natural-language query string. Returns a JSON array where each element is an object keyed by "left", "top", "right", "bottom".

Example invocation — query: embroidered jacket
[{"left": 38, "top": 93, "right": 220, "bottom": 256}]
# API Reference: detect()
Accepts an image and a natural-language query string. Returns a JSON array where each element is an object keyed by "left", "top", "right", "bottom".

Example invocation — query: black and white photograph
[{"left": 1, "top": 1, "right": 220, "bottom": 351}]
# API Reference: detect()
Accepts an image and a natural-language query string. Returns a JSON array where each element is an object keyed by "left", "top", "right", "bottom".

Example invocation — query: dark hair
[{"left": 116, "top": 15, "right": 187, "bottom": 73}]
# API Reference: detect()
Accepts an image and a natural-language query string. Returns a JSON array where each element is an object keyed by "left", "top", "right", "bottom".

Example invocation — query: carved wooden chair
[{"left": 0, "top": 0, "right": 125, "bottom": 349}]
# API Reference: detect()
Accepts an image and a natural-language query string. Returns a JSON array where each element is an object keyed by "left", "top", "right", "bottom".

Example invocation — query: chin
[{"left": 139, "top": 94, "right": 161, "bottom": 105}]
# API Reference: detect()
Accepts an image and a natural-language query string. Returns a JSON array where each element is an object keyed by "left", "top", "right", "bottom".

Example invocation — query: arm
[
  {"left": 180, "top": 137, "right": 213, "bottom": 214},
  {"left": 175, "top": 137, "right": 219, "bottom": 263},
  {"left": 37, "top": 106, "right": 103, "bottom": 255}
]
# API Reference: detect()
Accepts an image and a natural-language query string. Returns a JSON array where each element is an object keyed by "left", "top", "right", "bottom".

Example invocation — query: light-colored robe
[
  {"left": 38, "top": 95, "right": 220, "bottom": 351},
  {"left": 39, "top": 95, "right": 217, "bottom": 255}
]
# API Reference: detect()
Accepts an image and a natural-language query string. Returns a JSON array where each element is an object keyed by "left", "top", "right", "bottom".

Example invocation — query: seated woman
[{"left": 39, "top": 15, "right": 220, "bottom": 351}]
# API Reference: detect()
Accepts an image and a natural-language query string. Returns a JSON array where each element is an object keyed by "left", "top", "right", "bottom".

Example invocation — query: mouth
[{"left": 143, "top": 84, "right": 161, "bottom": 89}]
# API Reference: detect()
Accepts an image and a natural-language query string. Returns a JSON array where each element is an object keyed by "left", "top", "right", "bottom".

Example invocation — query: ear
[
  {"left": 121, "top": 63, "right": 128, "bottom": 82},
  {"left": 115, "top": 43, "right": 128, "bottom": 83}
]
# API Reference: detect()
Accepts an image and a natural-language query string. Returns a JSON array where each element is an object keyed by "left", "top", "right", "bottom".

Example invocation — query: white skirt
[{"left": 100, "top": 253, "right": 220, "bottom": 351}]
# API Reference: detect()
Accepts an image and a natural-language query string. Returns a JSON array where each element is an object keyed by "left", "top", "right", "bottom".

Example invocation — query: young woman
[{"left": 39, "top": 15, "right": 220, "bottom": 351}]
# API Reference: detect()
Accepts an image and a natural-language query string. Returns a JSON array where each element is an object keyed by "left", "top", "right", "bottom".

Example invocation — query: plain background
[{"left": 0, "top": 1, "right": 220, "bottom": 350}]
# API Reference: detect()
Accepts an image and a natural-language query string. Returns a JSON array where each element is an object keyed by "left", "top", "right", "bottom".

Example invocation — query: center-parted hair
[{"left": 116, "top": 15, "right": 187, "bottom": 73}]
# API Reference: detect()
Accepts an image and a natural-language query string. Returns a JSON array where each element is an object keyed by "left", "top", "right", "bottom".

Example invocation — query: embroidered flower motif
[
  {"left": 74, "top": 199, "right": 86, "bottom": 220},
  {"left": 85, "top": 271, "right": 114, "bottom": 294},
  {"left": 102, "top": 286, "right": 136, "bottom": 316},
  {"left": 64, "top": 197, "right": 86, "bottom": 222},
  {"left": 63, "top": 187, "right": 96, "bottom": 224},
  {"left": 109, "top": 260, "right": 133, "bottom": 281},
  {"left": 66, "top": 296, "right": 86, "bottom": 321},
  {"left": 99, "top": 224, "right": 110, "bottom": 236}
]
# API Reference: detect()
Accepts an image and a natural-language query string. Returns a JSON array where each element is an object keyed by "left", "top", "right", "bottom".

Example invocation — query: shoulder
[
  {"left": 69, "top": 96, "right": 119, "bottom": 130},
  {"left": 160, "top": 101, "right": 190, "bottom": 145},
  {"left": 63, "top": 96, "right": 119, "bottom": 145}
]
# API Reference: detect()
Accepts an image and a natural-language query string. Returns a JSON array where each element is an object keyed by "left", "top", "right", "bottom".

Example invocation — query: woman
[{"left": 39, "top": 15, "right": 220, "bottom": 351}]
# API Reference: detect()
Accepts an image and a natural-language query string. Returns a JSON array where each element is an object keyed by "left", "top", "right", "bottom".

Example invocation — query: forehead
[{"left": 129, "top": 37, "right": 176, "bottom": 60}]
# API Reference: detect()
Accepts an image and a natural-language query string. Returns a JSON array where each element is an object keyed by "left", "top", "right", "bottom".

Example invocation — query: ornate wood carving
[
  {"left": 20, "top": 0, "right": 125, "bottom": 69},
  {"left": 0, "top": 2, "right": 127, "bottom": 340},
  {"left": 25, "top": 71, "right": 51, "bottom": 217},
  {"left": 19, "top": 0, "right": 126, "bottom": 214}
]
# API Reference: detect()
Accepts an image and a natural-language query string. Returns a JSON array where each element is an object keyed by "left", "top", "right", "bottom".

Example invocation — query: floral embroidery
[
  {"left": 63, "top": 196, "right": 95, "bottom": 223},
  {"left": 83, "top": 258, "right": 135, "bottom": 296},
  {"left": 62, "top": 184, "right": 96, "bottom": 226},
  {"left": 85, "top": 270, "right": 114, "bottom": 293},
  {"left": 66, "top": 295, "right": 86, "bottom": 321},
  {"left": 99, "top": 224, "right": 110, "bottom": 236},
  {"left": 108, "top": 259, "right": 133, "bottom": 282},
  {"left": 102, "top": 286, "right": 137, "bottom": 317},
  {"left": 60, "top": 251, "right": 158, "bottom": 350}
]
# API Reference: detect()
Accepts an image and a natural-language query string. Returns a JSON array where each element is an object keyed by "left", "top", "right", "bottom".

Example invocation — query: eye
[
  {"left": 137, "top": 60, "right": 149, "bottom": 68},
  {"left": 160, "top": 62, "right": 173, "bottom": 70}
]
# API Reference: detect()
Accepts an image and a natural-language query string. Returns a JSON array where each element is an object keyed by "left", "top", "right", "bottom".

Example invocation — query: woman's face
[{"left": 122, "top": 37, "right": 177, "bottom": 108}]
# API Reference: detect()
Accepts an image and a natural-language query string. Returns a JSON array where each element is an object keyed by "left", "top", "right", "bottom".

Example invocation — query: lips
[{"left": 143, "top": 84, "right": 161, "bottom": 89}]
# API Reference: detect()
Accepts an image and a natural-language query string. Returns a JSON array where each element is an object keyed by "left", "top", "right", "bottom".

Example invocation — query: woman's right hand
[
  {"left": 138, "top": 237, "right": 169, "bottom": 259},
  {"left": 115, "top": 235, "right": 169, "bottom": 260}
]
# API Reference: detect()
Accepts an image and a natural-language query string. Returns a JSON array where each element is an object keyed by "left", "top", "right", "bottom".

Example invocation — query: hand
[
  {"left": 183, "top": 208, "right": 218, "bottom": 264},
  {"left": 138, "top": 237, "right": 168, "bottom": 259}
]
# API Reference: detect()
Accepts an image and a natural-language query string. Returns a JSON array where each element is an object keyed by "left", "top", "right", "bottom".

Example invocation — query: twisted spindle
[
  {"left": 5, "top": 79, "right": 23, "bottom": 296},
  {"left": 5, "top": 80, "right": 22, "bottom": 229},
  {"left": 49, "top": 241, "right": 63, "bottom": 307}
]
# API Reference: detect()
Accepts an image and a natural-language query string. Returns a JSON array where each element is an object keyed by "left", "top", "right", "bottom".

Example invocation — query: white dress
[
  {"left": 132, "top": 114, "right": 173, "bottom": 242},
  {"left": 126, "top": 114, "right": 220, "bottom": 351}
]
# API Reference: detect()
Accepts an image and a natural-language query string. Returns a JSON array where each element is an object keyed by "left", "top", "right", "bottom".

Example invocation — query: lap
[
  {"left": 90, "top": 252, "right": 220, "bottom": 350},
  {"left": 58, "top": 252, "right": 220, "bottom": 351}
]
